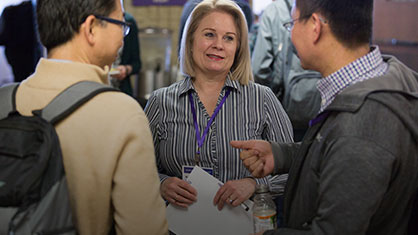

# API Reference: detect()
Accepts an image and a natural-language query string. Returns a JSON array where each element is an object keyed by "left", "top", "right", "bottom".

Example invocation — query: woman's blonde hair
[{"left": 179, "top": 0, "right": 253, "bottom": 85}]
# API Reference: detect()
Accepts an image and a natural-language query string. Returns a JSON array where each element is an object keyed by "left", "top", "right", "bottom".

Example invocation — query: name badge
[{"left": 182, "top": 165, "right": 213, "bottom": 181}]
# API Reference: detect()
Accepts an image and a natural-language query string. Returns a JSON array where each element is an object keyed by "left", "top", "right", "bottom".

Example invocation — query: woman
[{"left": 145, "top": 0, "right": 293, "bottom": 210}]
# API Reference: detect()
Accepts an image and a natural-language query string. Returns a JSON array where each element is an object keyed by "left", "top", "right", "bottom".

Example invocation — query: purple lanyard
[
  {"left": 188, "top": 88, "right": 231, "bottom": 165},
  {"left": 309, "top": 111, "right": 330, "bottom": 127}
]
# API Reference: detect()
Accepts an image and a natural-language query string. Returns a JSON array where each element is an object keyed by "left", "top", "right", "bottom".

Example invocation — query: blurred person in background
[
  {"left": 0, "top": 0, "right": 42, "bottom": 82},
  {"left": 251, "top": 0, "right": 321, "bottom": 141},
  {"left": 110, "top": 12, "right": 141, "bottom": 98}
]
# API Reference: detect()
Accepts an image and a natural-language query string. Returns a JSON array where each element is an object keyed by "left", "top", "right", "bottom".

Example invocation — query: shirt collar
[
  {"left": 317, "top": 46, "right": 387, "bottom": 112},
  {"left": 178, "top": 74, "right": 240, "bottom": 96}
]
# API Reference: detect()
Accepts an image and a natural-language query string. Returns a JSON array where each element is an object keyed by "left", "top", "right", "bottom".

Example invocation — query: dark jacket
[{"left": 267, "top": 55, "right": 418, "bottom": 235}]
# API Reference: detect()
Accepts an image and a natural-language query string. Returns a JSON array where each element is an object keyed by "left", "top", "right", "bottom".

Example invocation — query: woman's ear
[{"left": 81, "top": 15, "right": 97, "bottom": 45}]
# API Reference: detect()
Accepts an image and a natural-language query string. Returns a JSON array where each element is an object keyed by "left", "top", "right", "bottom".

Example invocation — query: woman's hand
[
  {"left": 160, "top": 177, "right": 198, "bottom": 208},
  {"left": 213, "top": 178, "right": 256, "bottom": 210}
]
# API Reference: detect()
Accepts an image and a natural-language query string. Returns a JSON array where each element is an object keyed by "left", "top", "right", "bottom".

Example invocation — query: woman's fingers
[{"left": 161, "top": 177, "right": 197, "bottom": 208}]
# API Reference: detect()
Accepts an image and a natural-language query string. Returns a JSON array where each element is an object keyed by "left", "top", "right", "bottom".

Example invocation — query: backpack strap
[
  {"left": 38, "top": 81, "right": 118, "bottom": 125},
  {"left": 0, "top": 83, "right": 19, "bottom": 120}
]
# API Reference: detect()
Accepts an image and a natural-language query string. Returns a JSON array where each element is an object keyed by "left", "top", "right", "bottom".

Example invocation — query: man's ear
[
  {"left": 81, "top": 15, "right": 98, "bottom": 45},
  {"left": 311, "top": 13, "right": 324, "bottom": 44}
]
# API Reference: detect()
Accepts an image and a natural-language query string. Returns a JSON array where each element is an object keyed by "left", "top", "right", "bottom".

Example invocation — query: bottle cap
[{"left": 255, "top": 184, "right": 269, "bottom": 194}]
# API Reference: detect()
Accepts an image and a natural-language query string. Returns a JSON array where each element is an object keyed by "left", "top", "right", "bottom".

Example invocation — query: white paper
[
  {"left": 109, "top": 69, "right": 120, "bottom": 75},
  {"left": 166, "top": 166, "right": 253, "bottom": 235}
]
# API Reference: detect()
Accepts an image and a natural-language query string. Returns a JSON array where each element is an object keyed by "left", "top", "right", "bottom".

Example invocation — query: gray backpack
[{"left": 0, "top": 81, "right": 117, "bottom": 235}]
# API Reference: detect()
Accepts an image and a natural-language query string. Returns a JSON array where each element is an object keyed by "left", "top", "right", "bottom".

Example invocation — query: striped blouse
[{"left": 145, "top": 76, "right": 293, "bottom": 194}]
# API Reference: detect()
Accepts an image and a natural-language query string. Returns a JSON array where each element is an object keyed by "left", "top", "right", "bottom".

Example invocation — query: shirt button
[{"left": 321, "top": 99, "right": 326, "bottom": 106}]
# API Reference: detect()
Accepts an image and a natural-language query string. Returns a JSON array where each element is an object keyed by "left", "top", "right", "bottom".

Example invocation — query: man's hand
[{"left": 230, "top": 140, "right": 274, "bottom": 178}]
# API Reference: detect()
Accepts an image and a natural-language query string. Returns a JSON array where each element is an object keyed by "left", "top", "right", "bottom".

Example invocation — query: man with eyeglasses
[
  {"left": 231, "top": 0, "right": 418, "bottom": 234},
  {"left": 12, "top": 0, "right": 168, "bottom": 234}
]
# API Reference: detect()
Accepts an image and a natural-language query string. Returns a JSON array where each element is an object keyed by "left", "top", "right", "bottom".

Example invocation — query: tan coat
[{"left": 16, "top": 59, "right": 168, "bottom": 235}]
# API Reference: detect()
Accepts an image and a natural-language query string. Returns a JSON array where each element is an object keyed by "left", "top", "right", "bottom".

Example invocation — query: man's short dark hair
[
  {"left": 37, "top": 0, "right": 117, "bottom": 51},
  {"left": 296, "top": 0, "right": 373, "bottom": 48}
]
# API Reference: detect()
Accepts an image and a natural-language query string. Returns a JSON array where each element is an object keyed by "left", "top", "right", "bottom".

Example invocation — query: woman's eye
[
  {"left": 224, "top": 35, "right": 234, "bottom": 41},
  {"left": 204, "top": 32, "right": 214, "bottom": 37}
]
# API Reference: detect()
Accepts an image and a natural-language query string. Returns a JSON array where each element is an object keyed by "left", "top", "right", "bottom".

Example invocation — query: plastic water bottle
[{"left": 252, "top": 184, "right": 277, "bottom": 233}]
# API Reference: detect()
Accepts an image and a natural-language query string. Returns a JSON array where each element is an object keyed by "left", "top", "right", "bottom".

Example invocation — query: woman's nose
[{"left": 212, "top": 36, "right": 224, "bottom": 50}]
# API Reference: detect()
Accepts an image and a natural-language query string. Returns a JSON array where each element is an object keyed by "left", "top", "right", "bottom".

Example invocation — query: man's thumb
[{"left": 230, "top": 140, "right": 253, "bottom": 150}]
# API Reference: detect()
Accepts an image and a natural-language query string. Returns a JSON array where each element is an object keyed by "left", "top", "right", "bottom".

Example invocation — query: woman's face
[{"left": 191, "top": 10, "right": 238, "bottom": 78}]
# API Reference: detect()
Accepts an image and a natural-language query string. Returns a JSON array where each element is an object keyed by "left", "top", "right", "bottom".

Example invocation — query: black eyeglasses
[
  {"left": 94, "top": 15, "right": 131, "bottom": 36},
  {"left": 283, "top": 15, "right": 327, "bottom": 32},
  {"left": 283, "top": 17, "right": 302, "bottom": 32}
]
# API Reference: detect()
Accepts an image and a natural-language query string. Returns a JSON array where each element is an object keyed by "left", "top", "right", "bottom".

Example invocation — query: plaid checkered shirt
[{"left": 317, "top": 46, "right": 388, "bottom": 113}]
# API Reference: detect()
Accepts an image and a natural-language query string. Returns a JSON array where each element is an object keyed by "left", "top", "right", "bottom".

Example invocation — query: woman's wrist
[{"left": 244, "top": 177, "right": 257, "bottom": 186}]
